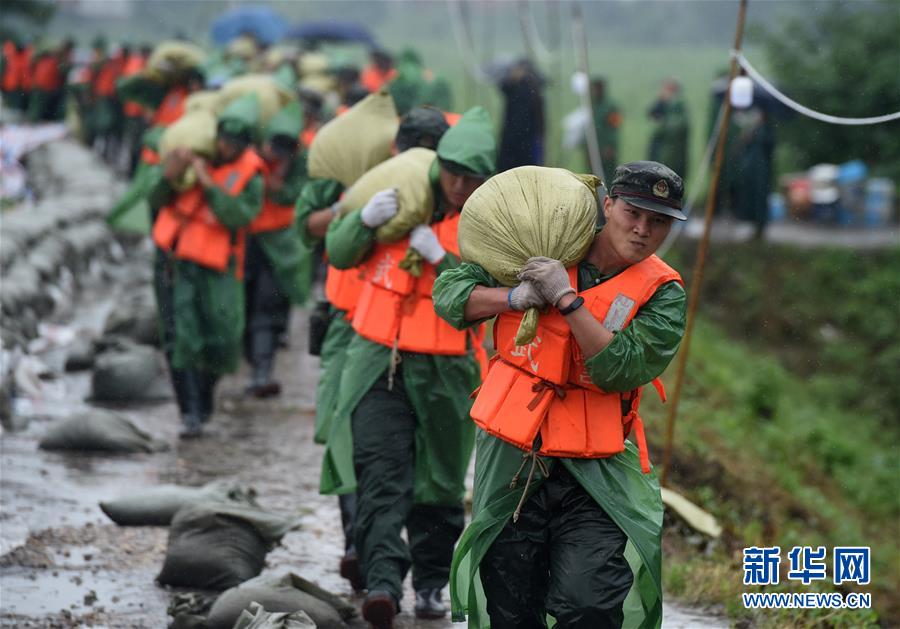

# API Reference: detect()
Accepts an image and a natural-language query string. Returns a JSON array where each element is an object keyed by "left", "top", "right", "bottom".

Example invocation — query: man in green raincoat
[
  {"left": 432, "top": 161, "right": 688, "bottom": 628},
  {"left": 148, "top": 93, "right": 264, "bottom": 437},
  {"left": 647, "top": 79, "right": 689, "bottom": 180},
  {"left": 243, "top": 100, "right": 311, "bottom": 396},
  {"left": 320, "top": 107, "right": 496, "bottom": 627},
  {"left": 588, "top": 77, "right": 622, "bottom": 185},
  {"left": 296, "top": 105, "right": 452, "bottom": 590}
]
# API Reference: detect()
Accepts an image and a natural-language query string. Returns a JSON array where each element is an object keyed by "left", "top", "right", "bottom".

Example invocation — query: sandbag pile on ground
[
  {"left": 157, "top": 500, "right": 302, "bottom": 590},
  {"left": 307, "top": 91, "right": 398, "bottom": 188},
  {"left": 39, "top": 409, "right": 168, "bottom": 453},
  {"left": 207, "top": 572, "right": 354, "bottom": 629},
  {"left": 90, "top": 341, "right": 171, "bottom": 402},
  {"left": 337, "top": 147, "right": 436, "bottom": 245},
  {"left": 459, "top": 165, "right": 600, "bottom": 344},
  {"left": 101, "top": 285, "right": 159, "bottom": 346},
  {"left": 234, "top": 603, "right": 316, "bottom": 629},
  {"left": 100, "top": 481, "right": 253, "bottom": 526},
  {"left": 64, "top": 336, "right": 97, "bottom": 371}
]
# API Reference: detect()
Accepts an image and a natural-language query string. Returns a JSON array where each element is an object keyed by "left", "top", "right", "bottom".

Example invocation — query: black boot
[
  {"left": 198, "top": 371, "right": 218, "bottom": 424},
  {"left": 362, "top": 590, "right": 397, "bottom": 629},
  {"left": 247, "top": 356, "right": 281, "bottom": 398},
  {"left": 414, "top": 588, "right": 447, "bottom": 620},
  {"left": 178, "top": 369, "right": 204, "bottom": 439}
]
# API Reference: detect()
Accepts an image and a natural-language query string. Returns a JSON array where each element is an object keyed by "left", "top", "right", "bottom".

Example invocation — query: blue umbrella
[
  {"left": 287, "top": 20, "right": 378, "bottom": 48},
  {"left": 210, "top": 6, "right": 289, "bottom": 46}
]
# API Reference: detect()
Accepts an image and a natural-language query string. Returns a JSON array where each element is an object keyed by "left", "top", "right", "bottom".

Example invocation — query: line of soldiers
[{"left": 101, "top": 37, "right": 687, "bottom": 629}]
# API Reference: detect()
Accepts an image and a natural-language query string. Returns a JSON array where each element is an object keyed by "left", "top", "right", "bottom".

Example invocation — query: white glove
[
  {"left": 360, "top": 188, "right": 398, "bottom": 228},
  {"left": 508, "top": 280, "right": 547, "bottom": 311},
  {"left": 409, "top": 224, "right": 446, "bottom": 264}
]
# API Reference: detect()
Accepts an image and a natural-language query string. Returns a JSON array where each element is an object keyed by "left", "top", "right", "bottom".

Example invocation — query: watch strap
[{"left": 558, "top": 295, "right": 585, "bottom": 316}]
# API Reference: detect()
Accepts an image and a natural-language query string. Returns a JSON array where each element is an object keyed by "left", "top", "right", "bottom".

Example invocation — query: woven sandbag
[
  {"left": 145, "top": 41, "right": 206, "bottom": 84},
  {"left": 297, "top": 52, "right": 330, "bottom": 77},
  {"left": 459, "top": 166, "right": 599, "bottom": 345},
  {"left": 159, "top": 109, "right": 218, "bottom": 191},
  {"left": 307, "top": 91, "right": 398, "bottom": 188},
  {"left": 219, "top": 74, "right": 293, "bottom": 125},
  {"left": 184, "top": 90, "right": 225, "bottom": 115},
  {"left": 338, "top": 147, "right": 435, "bottom": 245}
]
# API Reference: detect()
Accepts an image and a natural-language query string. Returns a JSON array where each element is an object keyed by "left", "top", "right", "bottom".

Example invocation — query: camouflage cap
[{"left": 609, "top": 160, "right": 686, "bottom": 220}]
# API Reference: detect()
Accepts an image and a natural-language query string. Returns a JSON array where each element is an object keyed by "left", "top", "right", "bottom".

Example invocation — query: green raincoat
[
  {"left": 318, "top": 107, "right": 498, "bottom": 503},
  {"left": 107, "top": 126, "right": 166, "bottom": 234},
  {"left": 648, "top": 97, "right": 690, "bottom": 181},
  {"left": 591, "top": 97, "right": 621, "bottom": 185},
  {"left": 431, "top": 259, "right": 687, "bottom": 629},
  {"left": 147, "top": 93, "right": 264, "bottom": 375},
  {"left": 254, "top": 101, "right": 312, "bottom": 305},
  {"left": 294, "top": 177, "right": 347, "bottom": 443}
]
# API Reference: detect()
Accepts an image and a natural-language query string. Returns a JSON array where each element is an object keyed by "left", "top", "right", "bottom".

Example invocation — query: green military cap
[
  {"left": 609, "top": 160, "right": 686, "bottom": 220},
  {"left": 218, "top": 92, "right": 261, "bottom": 142}
]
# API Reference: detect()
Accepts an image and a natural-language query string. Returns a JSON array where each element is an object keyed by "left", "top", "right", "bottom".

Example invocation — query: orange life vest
[
  {"left": 250, "top": 197, "right": 295, "bottom": 234},
  {"left": 351, "top": 213, "right": 487, "bottom": 365},
  {"left": 444, "top": 112, "right": 461, "bottom": 126},
  {"left": 2, "top": 44, "right": 31, "bottom": 92},
  {"left": 360, "top": 65, "right": 397, "bottom": 93},
  {"left": 152, "top": 149, "right": 263, "bottom": 279},
  {"left": 32, "top": 55, "right": 62, "bottom": 91},
  {"left": 121, "top": 54, "right": 147, "bottom": 117},
  {"left": 324, "top": 265, "right": 366, "bottom": 320},
  {"left": 93, "top": 56, "right": 122, "bottom": 97},
  {"left": 300, "top": 125, "right": 317, "bottom": 149},
  {"left": 469, "top": 255, "right": 683, "bottom": 473},
  {"left": 152, "top": 87, "right": 187, "bottom": 127},
  {"left": 140, "top": 146, "right": 160, "bottom": 166}
]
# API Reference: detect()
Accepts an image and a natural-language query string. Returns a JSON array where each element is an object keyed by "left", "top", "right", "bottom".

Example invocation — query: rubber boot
[
  {"left": 198, "top": 371, "right": 218, "bottom": 424},
  {"left": 247, "top": 353, "right": 281, "bottom": 398},
  {"left": 178, "top": 369, "right": 204, "bottom": 439}
]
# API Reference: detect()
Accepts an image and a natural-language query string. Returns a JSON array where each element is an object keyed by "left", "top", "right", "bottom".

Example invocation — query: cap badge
[{"left": 653, "top": 179, "right": 669, "bottom": 198}]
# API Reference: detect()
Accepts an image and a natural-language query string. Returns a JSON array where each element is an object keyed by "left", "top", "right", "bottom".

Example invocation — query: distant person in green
[
  {"left": 296, "top": 106, "right": 451, "bottom": 592},
  {"left": 433, "top": 161, "right": 688, "bottom": 629},
  {"left": 388, "top": 48, "right": 454, "bottom": 116},
  {"left": 648, "top": 78, "right": 689, "bottom": 180},
  {"left": 320, "top": 107, "right": 496, "bottom": 627},
  {"left": 588, "top": 77, "right": 622, "bottom": 185},
  {"left": 243, "top": 101, "right": 311, "bottom": 397},
  {"left": 148, "top": 94, "right": 265, "bottom": 438}
]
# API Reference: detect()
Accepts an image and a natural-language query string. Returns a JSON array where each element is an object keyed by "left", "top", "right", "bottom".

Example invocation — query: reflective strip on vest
[
  {"left": 152, "top": 149, "right": 263, "bottom": 278},
  {"left": 351, "top": 213, "right": 473, "bottom": 355},
  {"left": 471, "top": 255, "right": 683, "bottom": 471}
]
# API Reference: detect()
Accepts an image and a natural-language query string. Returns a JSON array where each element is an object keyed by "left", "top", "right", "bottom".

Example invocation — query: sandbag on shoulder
[
  {"left": 39, "top": 409, "right": 168, "bottom": 453},
  {"left": 145, "top": 41, "right": 206, "bottom": 84},
  {"left": 459, "top": 166, "right": 600, "bottom": 345},
  {"left": 337, "top": 147, "right": 436, "bottom": 244},
  {"left": 157, "top": 501, "right": 302, "bottom": 591},
  {"left": 159, "top": 109, "right": 218, "bottom": 191},
  {"left": 233, "top": 603, "right": 315, "bottom": 629},
  {"left": 307, "top": 91, "right": 398, "bottom": 188},
  {"left": 219, "top": 74, "right": 293, "bottom": 125},
  {"left": 207, "top": 572, "right": 352, "bottom": 629},
  {"left": 100, "top": 481, "right": 253, "bottom": 526}
]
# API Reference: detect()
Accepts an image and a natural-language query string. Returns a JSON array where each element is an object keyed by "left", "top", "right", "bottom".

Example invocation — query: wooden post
[{"left": 660, "top": 0, "right": 749, "bottom": 487}]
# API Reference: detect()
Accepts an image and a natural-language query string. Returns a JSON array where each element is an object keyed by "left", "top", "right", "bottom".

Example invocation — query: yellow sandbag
[
  {"left": 338, "top": 148, "right": 436, "bottom": 245},
  {"left": 307, "top": 92, "right": 398, "bottom": 188},
  {"left": 219, "top": 74, "right": 294, "bottom": 125},
  {"left": 300, "top": 74, "right": 337, "bottom": 95},
  {"left": 459, "top": 166, "right": 599, "bottom": 345},
  {"left": 159, "top": 110, "right": 218, "bottom": 191},
  {"left": 297, "top": 52, "right": 330, "bottom": 77},
  {"left": 184, "top": 90, "right": 225, "bottom": 115},
  {"left": 145, "top": 41, "right": 206, "bottom": 84}
]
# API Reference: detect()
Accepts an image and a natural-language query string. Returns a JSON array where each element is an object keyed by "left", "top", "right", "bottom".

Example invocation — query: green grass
[{"left": 640, "top": 242, "right": 900, "bottom": 626}]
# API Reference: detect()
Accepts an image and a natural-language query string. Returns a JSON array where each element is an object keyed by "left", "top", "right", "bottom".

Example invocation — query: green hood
[
  {"left": 265, "top": 100, "right": 303, "bottom": 141},
  {"left": 399, "top": 48, "right": 423, "bottom": 67},
  {"left": 272, "top": 64, "right": 298, "bottom": 91},
  {"left": 218, "top": 92, "right": 261, "bottom": 139},
  {"left": 436, "top": 106, "right": 496, "bottom": 176}
]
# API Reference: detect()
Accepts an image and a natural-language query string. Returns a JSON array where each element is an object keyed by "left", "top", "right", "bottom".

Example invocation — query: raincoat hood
[
  {"left": 218, "top": 92, "right": 261, "bottom": 140},
  {"left": 265, "top": 100, "right": 303, "bottom": 141},
  {"left": 272, "top": 64, "right": 298, "bottom": 92},
  {"left": 436, "top": 106, "right": 496, "bottom": 177}
]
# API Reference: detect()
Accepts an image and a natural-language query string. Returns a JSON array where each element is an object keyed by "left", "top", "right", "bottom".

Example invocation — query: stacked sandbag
[
  {"left": 219, "top": 74, "right": 294, "bottom": 125},
  {"left": 39, "top": 409, "right": 168, "bottom": 453},
  {"left": 157, "top": 501, "right": 302, "bottom": 590},
  {"left": 459, "top": 166, "right": 600, "bottom": 344},
  {"left": 337, "top": 147, "right": 436, "bottom": 244},
  {"left": 144, "top": 41, "right": 207, "bottom": 84},
  {"left": 90, "top": 342, "right": 171, "bottom": 402},
  {"left": 101, "top": 285, "right": 159, "bottom": 346},
  {"left": 307, "top": 92, "right": 398, "bottom": 188},
  {"left": 207, "top": 572, "right": 354, "bottom": 629},
  {"left": 100, "top": 481, "right": 253, "bottom": 526},
  {"left": 234, "top": 603, "right": 315, "bottom": 629},
  {"left": 297, "top": 52, "right": 335, "bottom": 95}
]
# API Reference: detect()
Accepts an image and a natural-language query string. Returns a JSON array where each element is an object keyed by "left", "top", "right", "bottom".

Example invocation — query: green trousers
[{"left": 352, "top": 368, "right": 466, "bottom": 601}]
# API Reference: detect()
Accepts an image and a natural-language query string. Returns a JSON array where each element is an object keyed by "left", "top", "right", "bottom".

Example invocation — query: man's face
[
  {"left": 601, "top": 197, "right": 674, "bottom": 265},
  {"left": 439, "top": 166, "right": 485, "bottom": 212},
  {"left": 216, "top": 136, "right": 244, "bottom": 162}
]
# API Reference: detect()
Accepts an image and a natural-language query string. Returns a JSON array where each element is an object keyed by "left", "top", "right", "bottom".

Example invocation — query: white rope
[
  {"left": 657, "top": 99, "right": 725, "bottom": 258},
  {"left": 732, "top": 51, "right": 900, "bottom": 126}
]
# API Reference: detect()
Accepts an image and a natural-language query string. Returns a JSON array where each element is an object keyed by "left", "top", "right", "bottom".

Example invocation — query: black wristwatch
[{"left": 558, "top": 296, "right": 584, "bottom": 316}]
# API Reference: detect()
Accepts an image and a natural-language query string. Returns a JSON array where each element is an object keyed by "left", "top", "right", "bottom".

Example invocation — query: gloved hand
[
  {"left": 518, "top": 256, "right": 575, "bottom": 306},
  {"left": 508, "top": 279, "right": 547, "bottom": 311},
  {"left": 360, "top": 188, "right": 398, "bottom": 228},
  {"left": 408, "top": 224, "right": 446, "bottom": 264}
]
